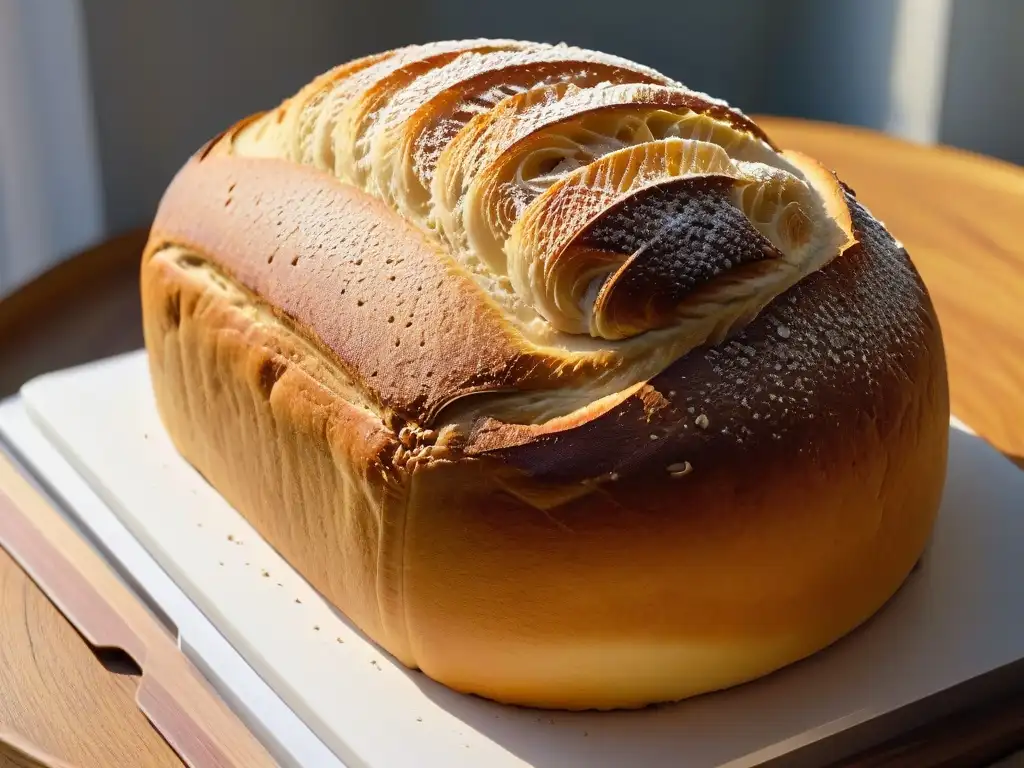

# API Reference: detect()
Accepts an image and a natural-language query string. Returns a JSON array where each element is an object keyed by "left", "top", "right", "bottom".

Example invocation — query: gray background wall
[
  {"left": 941, "top": 0, "right": 1024, "bottom": 166},
  {"left": 80, "top": 0, "right": 397, "bottom": 236},
  {"left": 79, "top": 0, "right": 907, "bottom": 237},
  {"left": 55, "top": 0, "right": 1024, "bottom": 243}
]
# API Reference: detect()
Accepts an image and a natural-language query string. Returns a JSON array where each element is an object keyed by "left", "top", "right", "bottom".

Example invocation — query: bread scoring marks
[
  {"left": 448, "top": 84, "right": 782, "bottom": 281},
  {"left": 590, "top": 178, "right": 782, "bottom": 338},
  {"left": 221, "top": 40, "right": 857, "bottom": 428},
  {"left": 368, "top": 45, "right": 675, "bottom": 216}
]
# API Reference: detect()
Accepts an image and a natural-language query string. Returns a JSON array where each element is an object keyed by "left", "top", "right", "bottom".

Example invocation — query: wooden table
[
  {"left": 0, "top": 543, "right": 185, "bottom": 767},
  {"left": 0, "top": 117, "right": 1022, "bottom": 767}
]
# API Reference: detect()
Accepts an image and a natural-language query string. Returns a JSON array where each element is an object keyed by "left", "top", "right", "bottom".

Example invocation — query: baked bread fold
[{"left": 141, "top": 39, "right": 949, "bottom": 710}]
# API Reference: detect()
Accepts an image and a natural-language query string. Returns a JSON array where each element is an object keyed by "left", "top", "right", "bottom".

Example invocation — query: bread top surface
[{"left": 149, "top": 38, "right": 940, "bottom": 472}]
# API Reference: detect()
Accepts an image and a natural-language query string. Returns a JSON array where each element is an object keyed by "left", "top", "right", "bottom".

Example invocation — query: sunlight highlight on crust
[{"left": 226, "top": 39, "right": 856, "bottom": 355}]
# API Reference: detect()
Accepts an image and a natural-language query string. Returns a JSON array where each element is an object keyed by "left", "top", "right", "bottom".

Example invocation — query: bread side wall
[
  {"left": 399, "top": 368, "right": 947, "bottom": 709},
  {"left": 140, "top": 244, "right": 416, "bottom": 665}
]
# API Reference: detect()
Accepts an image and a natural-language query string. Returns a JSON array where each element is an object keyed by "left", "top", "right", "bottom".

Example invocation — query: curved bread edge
[
  {"left": 389, "top": 191, "right": 951, "bottom": 707},
  {"left": 141, "top": 181, "right": 950, "bottom": 707},
  {"left": 465, "top": 193, "right": 938, "bottom": 475},
  {"left": 149, "top": 152, "right": 627, "bottom": 427},
  {"left": 141, "top": 244, "right": 416, "bottom": 664}
]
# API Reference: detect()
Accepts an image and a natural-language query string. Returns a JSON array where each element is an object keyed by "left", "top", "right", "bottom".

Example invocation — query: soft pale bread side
[{"left": 141, "top": 39, "right": 949, "bottom": 710}]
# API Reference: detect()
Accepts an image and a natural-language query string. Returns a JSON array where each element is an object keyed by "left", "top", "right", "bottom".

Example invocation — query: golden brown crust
[
  {"left": 399, "top": 195, "right": 948, "bottom": 709},
  {"left": 150, "top": 154, "right": 626, "bottom": 426},
  {"left": 141, "top": 245, "right": 415, "bottom": 664},
  {"left": 143, "top": 180, "right": 949, "bottom": 709},
  {"left": 467, "top": 193, "right": 945, "bottom": 478},
  {"left": 404, "top": 49, "right": 671, "bottom": 181},
  {"left": 141, "top": 38, "right": 950, "bottom": 710}
]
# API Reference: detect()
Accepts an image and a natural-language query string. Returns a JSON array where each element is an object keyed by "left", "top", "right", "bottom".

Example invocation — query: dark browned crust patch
[
  {"left": 585, "top": 176, "right": 781, "bottom": 335},
  {"left": 469, "top": 192, "right": 942, "bottom": 487}
]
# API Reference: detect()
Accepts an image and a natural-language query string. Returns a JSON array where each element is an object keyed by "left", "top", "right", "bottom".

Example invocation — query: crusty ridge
[
  {"left": 148, "top": 154, "right": 628, "bottom": 427},
  {"left": 152, "top": 40, "right": 865, "bottom": 430},
  {"left": 220, "top": 39, "right": 854, "bottom": 344},
  {"left": 142, "top": 174, "right": 949, "bottom": 708}
]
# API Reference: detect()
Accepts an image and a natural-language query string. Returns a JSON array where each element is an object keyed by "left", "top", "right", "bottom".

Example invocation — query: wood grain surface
[
  {"left": 759, "top": 117, "right": 1024, "bottom": 469},
  {"left": 0, "top": 452, "right": 277, "bottom": 768},
  {"left": 0, "top": 542, "right": 182, "bottom": 768},
  {"left": 0, "top": 727, "right": 81, "bottom": 768}
]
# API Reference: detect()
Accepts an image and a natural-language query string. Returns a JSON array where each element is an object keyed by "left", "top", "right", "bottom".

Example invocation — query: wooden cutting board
[
  {"left": 0, "top": 447, "right": 279, "bottom": 768},
  {"left": 0, "top": 546, "right": 183, "bottom": 767}
]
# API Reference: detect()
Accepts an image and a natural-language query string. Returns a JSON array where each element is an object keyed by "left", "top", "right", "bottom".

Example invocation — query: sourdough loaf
[{"left": 141, "top": 39, "right": 949, "bottom": 710}]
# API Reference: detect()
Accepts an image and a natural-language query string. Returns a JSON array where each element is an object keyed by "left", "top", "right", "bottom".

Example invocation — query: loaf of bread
[{"left": 141, "top": 39, "right": 949, "bottom": 710}]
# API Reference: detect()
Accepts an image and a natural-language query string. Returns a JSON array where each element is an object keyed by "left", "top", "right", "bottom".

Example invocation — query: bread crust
[
  {"left": 142, "top": 246, "right": 416, "bottom": 663},
  {"left": 404, "top": 197, "right": 949, "bottom": 708},
  {"left": 141, "top": 39, "right": 950, "bottom": 710}
]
